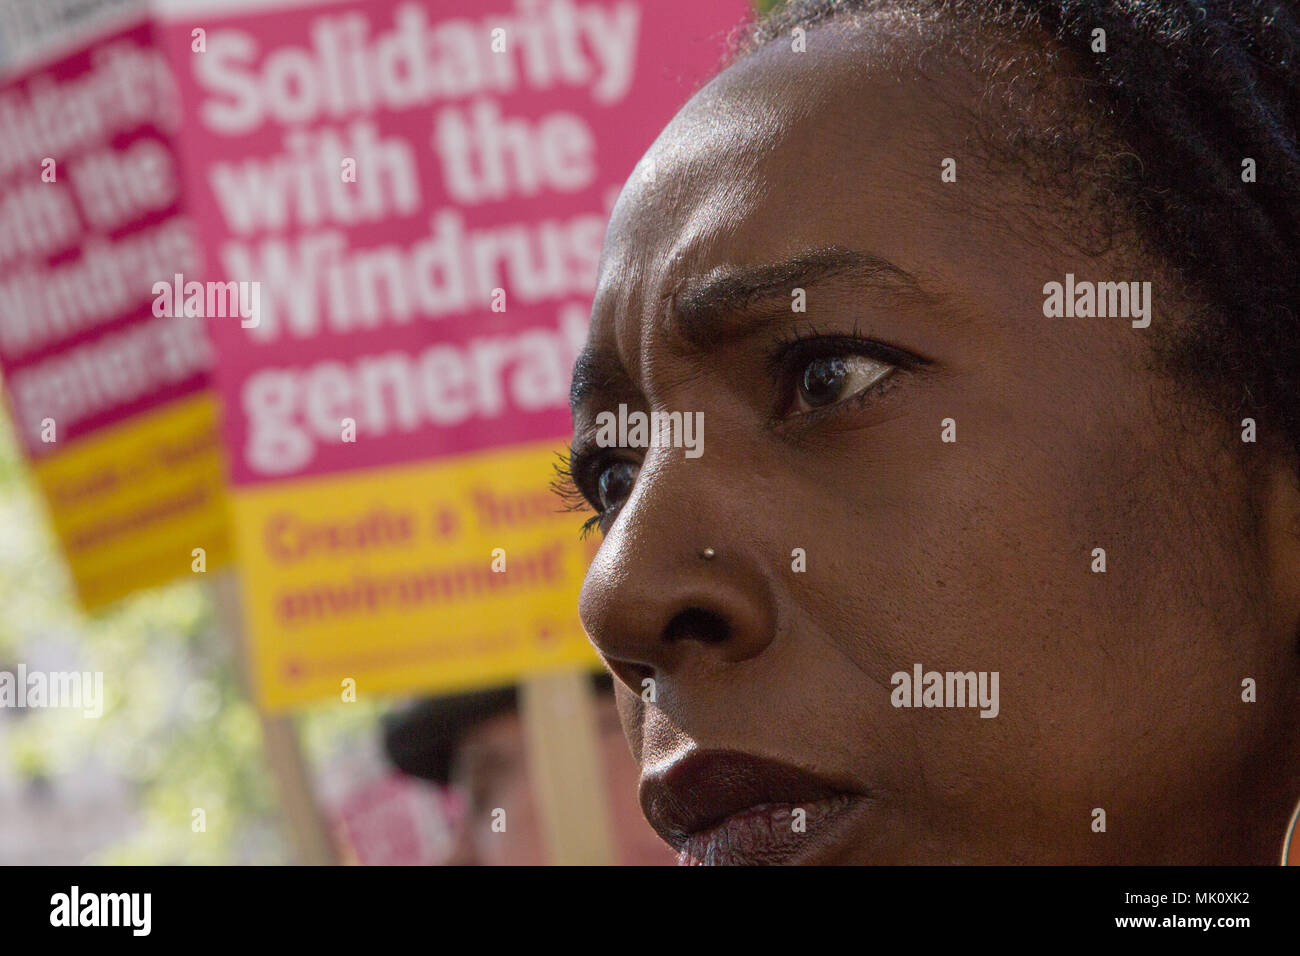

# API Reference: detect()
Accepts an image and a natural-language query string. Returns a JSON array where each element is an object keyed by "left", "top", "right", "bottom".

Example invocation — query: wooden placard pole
[
  {"left": 519, "top": 670, "right": 616, "bottom": 865},
  {"left": 211, "top": 570, "right": 338, "bottom": 866}
]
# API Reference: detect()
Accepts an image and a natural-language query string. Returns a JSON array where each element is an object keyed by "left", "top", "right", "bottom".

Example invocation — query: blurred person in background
[{"left": 384, "top": 673, "right": 675, "bottom": 865}]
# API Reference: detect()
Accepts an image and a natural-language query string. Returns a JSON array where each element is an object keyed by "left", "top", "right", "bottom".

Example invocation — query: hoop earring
[{"left": 1282, "top": 796, "right": 1300, "bottom": 865}]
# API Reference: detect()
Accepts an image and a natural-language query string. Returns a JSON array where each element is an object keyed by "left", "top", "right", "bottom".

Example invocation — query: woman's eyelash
[
  {"left": 576, "top": 512, "right": 603, "bottom": 539},
  {"left": 550, "top": 450, "right": 590, "bottom": 512},
  {"left": 550, "top": 449, "right": 605, "bottom": 539},
  {"left": 766, "top": 323, "right": 919, "bottom": 378}
]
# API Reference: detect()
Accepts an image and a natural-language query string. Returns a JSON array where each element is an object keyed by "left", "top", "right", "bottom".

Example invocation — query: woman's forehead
[{"left": 591, "top": 26, "right": 978, "bottom": 348}]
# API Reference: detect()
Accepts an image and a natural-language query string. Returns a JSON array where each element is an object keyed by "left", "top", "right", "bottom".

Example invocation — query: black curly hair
[{"left": 738, "top": 0, "right": 1300, "bottom": 458}]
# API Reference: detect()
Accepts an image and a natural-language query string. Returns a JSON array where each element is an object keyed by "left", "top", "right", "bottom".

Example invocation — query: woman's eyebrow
[
  {"left": 668, "top": 246, "right": 928, "bottom": 352},
  {"left": 569, "top": 345, "right": 634, "bottom": 417},
  {"left": 570, "top": 248, "right": 927, "bottom": 416}
]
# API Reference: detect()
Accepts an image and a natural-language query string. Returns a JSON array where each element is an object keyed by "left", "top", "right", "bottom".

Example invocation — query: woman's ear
[
  {"left": 1249, "top": 452, "right": 1300, "bottom": 864},
  {"left": 1256, "top": 454, "right": 1300, "bottom": 643}
]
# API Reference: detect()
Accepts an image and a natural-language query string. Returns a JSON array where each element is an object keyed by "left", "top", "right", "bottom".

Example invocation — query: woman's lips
[
  {"left": 677, "top": 795, "right": 868, "bottom": 865},
  {"left": 641, "top": 749, "right": 875, "bottom": 865}
]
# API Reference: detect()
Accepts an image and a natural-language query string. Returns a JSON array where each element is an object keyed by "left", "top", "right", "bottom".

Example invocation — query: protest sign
[
  {"left": 0, "top": 11, "right": 230, "bottom": 608},
  {"left": 157, "top": 0, "right": 749, "bottom": 709}
]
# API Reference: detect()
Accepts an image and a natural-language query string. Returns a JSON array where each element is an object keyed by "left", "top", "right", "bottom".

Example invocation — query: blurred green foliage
[{"left": 0, "top": 406, "right": 383, "bottom": 864}]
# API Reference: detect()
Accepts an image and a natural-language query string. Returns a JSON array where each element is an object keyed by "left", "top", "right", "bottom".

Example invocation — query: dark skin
[{"left": 567, "top": 18, "right": 1300, "bottom": 863}]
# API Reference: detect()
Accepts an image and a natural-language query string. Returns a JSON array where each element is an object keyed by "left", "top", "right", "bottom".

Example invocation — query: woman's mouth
[{"left": 641, "top": 749, "right": 877, "bottom": 865}]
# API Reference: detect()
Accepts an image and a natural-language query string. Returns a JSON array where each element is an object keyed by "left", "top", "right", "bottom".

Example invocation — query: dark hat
[{"left": 382, "top": 672, "right": 615, "bottom": 784}]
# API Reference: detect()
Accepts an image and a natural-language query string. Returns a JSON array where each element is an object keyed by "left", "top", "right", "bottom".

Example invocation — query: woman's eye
[
  {"left": 795, "top": 353, "right": 894, "bottom": 412},
  {"left": 596, "top": 460, "right": 639, "bottom": 513}
]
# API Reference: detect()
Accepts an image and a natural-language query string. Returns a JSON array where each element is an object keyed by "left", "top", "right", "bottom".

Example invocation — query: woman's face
[{"left": 568, "top": 21, "right": 1300, "bottom": 864}]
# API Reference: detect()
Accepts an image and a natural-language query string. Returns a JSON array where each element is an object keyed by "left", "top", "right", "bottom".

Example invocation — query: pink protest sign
[
  {"left": 0, "top": 14, "right": 230, "bottom": 607},
  {"left": 161, "top": 0, "right": 750, "bottom": 486},
  {"left": 156, "top": 0, "right": 751, "bottom": 708},
  {"left": 0, "top": 17, "right": 204, "bottom": 453}
]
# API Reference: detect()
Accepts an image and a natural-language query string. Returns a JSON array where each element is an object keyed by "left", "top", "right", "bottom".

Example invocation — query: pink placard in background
[
  {"left": 159, "top": 0, "right": 752, "bottom": 486},
  {"left": 0, "top": 16, "right": 207, "bottom": 457}
]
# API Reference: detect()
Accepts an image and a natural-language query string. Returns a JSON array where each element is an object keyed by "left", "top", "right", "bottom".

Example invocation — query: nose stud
[{"left": 699, "top": 547, "right": 716, "bottom": 560}]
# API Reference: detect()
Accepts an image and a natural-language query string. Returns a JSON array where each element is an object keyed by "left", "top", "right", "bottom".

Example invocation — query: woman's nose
[{"left": 577, "top": 455, "right": 777, "bottom": 688}]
